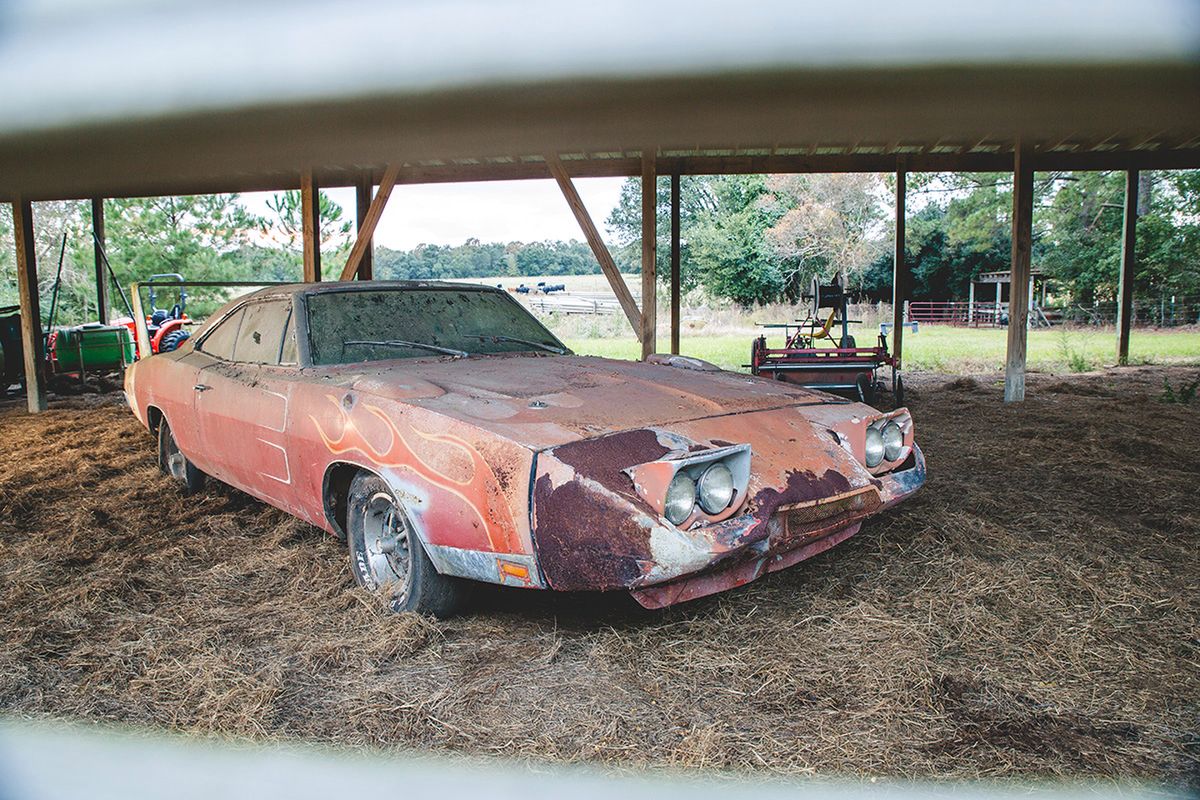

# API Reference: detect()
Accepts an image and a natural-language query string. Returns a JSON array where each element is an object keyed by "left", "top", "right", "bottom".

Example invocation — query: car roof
[{"left": 238, "top": 280, "right": 507, "bottom": 303}]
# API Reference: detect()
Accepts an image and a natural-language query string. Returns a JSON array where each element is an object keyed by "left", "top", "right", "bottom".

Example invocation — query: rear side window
[
  {"left": 199, "top": 307, "right": 245, "bottom": 360},
  {"left": 233, "top": 300, "right": 292, "bottom": 364}
]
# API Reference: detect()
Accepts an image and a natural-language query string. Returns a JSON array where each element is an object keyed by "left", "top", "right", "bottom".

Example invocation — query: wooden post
[
  {"left": 301, "top": 170, "right": 321, "bottom": 282},
  {"left": 892, "top": 165, "right": 907, "bottom": 371},
  {"left": 670, "top": 171, "right": 681, "bottom": 355},
  {"left": 341, "top": 164, "right": 400, "bottom": 281},
  {"left": 1005, "top": 141, "right": 1035, "bottom": 402},
  {"left": 545, "top": 153, "right": 642, "bottom": 335},
  {"left": 968, "top": 281, "right": 975, "bottom": 325},
  {"left": 641, "top": 150, "right": 657, "bottom": 359},
  {"left": 1116, "top": 169, "right": 1139, "bottom": 365},
  {"left": 995, "top": 281, "right": 1002, "bottom": 325},
  {"left": 13, "top": 199, "right": 47, "bottom": 413},
  {"left": 355, "top": 174, "right": 375, "bottom": 280},
  {"left": 92, "top": 197, "right": 109, "bottom": 324}
]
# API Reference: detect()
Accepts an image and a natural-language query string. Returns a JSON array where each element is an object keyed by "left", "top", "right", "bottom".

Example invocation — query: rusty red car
[{"left": 125, "top": 281, "right": 925, "bottom": 616}]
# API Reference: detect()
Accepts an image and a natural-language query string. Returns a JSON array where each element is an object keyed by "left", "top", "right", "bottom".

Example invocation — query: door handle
[{"left": 194, "top": 384, "right": 211, "bottom": 392}]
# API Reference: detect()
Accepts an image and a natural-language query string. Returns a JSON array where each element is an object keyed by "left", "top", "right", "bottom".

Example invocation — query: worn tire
[
  {"left": 158, "top": 418, "right": 206, "bottom": 495},
  {"left": 346, "top": 471, "right": 468, "bottom": 618}
]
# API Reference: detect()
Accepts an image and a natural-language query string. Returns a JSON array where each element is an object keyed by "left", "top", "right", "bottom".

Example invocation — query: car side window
[
  {"left": 233, "top": 299, "right": 292, "bottom": 365},
  {"left": 199, "top": 307, "right": 245, "bottom": 360},
  {"left": 280, "top": 309, "right": 298, "bottom": 365}
]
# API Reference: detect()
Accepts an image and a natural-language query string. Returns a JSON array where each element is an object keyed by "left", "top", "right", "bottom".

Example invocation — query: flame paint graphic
[{"left": 311, "top": 395, "right": 518, "bottom": 552}]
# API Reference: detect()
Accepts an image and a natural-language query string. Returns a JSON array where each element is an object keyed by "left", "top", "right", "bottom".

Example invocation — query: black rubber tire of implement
[
  {"left": 158, "top": 329, "right": 191, "bottom": 353},
  {"left": 158, "top": 418, "right": 206, "bottom": 496},
  {"left": 345, "top": 471, "right": 469, "bottom": 618}
]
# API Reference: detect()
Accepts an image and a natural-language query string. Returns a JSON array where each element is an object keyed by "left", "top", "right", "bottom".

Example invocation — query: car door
[{"left": 194, "top": 298, "right": 296, "bottom": 507}]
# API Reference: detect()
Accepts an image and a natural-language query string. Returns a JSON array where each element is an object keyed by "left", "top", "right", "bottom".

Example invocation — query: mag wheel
[{"left": 345, "top": 472, "right": 468, "bottom": 618}]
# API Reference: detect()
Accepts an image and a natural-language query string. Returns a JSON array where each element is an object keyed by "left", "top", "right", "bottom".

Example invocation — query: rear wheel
[
  {"left": 345, "top": 472, "right": 468, "bottom": 618},
  {"left": 158, "top": 418, "right": 205, "bottom": 495},
  {"left": 158, "top": 329, "right": 190, "bottom": 353}
]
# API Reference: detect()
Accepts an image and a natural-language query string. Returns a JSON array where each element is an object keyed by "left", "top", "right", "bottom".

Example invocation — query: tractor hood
[{"left": 345, "top": 353, "right": 842, "bottom": 450}]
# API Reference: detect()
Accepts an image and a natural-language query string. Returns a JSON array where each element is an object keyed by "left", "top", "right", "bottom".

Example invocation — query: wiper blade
[
  {"left": 468, "top": 334, "right": 566, "bottom": 355},
  {"left": 342, "top": 339, "right": 469, "bottom": 358}
]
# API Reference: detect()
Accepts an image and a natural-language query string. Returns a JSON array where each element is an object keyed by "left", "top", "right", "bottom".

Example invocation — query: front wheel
[
  {"left": 158, "top": 418, "right": 205, "bottom": 495},
  {"left": 346, "top": 472, "right": 468, "bottom": 618}
]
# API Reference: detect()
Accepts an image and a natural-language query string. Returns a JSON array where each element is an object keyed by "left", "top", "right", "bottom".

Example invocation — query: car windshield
[{"left": 306, "top": 287, "right": 569, "bottom": 366}]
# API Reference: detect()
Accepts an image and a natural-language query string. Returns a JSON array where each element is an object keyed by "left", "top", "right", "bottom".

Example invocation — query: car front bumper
[{"left": 630, "top": 443, "right": 926, "bottom": 608}]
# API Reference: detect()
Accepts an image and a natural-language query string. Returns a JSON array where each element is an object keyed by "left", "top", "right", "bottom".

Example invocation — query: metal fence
[{"left": 908, "top": 297, "right": 1200, "bottom": 328}]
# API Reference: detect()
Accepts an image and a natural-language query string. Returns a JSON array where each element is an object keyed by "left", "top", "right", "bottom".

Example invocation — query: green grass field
[{"left": 562, "top": 326, "right": 1200, "bottom": 374}]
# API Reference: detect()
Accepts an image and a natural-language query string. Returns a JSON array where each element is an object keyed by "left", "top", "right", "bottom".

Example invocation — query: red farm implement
[{"left": 750, "top": 275, "right": 904, "bottom": 407}]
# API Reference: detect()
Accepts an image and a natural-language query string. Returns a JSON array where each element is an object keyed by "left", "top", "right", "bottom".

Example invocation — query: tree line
[
  {"left": 605, "top": 170, "right": 1200, "bottom": 308},
  {"left": 1, "top": 170, "right": 1196, "bottom": 326},
  {"left": 0, "top": 193, "right": 630, "bottom": 326}
]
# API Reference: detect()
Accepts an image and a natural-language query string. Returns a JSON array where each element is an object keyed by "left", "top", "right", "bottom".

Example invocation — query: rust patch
[
  {"left": 549, "top": 428, "right": 669, "bottom": 499},
  {"left": 749, "top": 468, "right": 855, "bottom": 527},
  {"left": 531, "top": 474, "right": 652, "bottom": 591}
]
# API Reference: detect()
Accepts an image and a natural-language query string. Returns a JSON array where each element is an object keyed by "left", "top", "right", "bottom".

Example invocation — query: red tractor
[{"left": 112, "top": 273, "right": 191, "bottom": 357}]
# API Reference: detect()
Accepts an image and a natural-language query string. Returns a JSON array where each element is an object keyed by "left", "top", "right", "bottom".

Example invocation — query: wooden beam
[
  {"left": 6, "top": 146, "right": 1200, "bottom": 205},
  {"left": 545, "top": 152, "right": 642, "bottom": 334},
  {"left": 354, "top": 174, "right": 374, "bottom": 280},
  {"left": 670, "top": 171, "right": 681, "bottom": 355},
  {"left": 892, "top": 165, "right": 907, "bottom": 373},
  {"left": 1116, "top": 169, "right": 1139, "bottom": 365},
  {"left": 641, "top": 150, "right": 657, "bottom": 359},
  {"left": 301, "top": 170, "right": 321, "bottom": 282},
  {"left": 340, "top": 163, "right": 400, "bottom": 281},
  {"left": 91, "top": 197, "right": 109, "bottom": 324},
  {"left": 1005, "top": 141, "right": 1035, "bottom": 402},
  {"left": 13, "top": 199, "right": 47, "bottom": 413}
]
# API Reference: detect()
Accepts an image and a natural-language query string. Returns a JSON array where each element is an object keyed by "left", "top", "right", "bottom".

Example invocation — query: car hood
[{"left": 343, "top": 353, "right": 843, "bottom": 450}]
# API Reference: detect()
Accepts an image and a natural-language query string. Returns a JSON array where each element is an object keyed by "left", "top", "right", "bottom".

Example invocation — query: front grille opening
[{"left": 780, "top": 487, "right": 880, "bottom": 535}]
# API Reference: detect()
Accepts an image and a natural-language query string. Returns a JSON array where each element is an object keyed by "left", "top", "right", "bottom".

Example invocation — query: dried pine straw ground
[{"left": 0, "top": 366, "right": 1197, "bottom": 789}]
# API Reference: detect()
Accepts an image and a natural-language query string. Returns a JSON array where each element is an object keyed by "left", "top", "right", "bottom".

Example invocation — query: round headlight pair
[
  {"left": 865, "top": 420, "right": 905, "bottom": 468},
  {"left": 664, "top": 462, "right": 736, "bottom": 525}
]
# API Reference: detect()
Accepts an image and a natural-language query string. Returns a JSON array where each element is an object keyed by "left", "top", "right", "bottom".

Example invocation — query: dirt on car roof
[{"left": 0, "top": 366, "right": 1196, "bottom": 788}]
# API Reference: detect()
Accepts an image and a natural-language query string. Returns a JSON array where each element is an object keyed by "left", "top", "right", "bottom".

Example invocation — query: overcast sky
[{"left": 238, "top": 177, "right": 627, "bottom": 250}]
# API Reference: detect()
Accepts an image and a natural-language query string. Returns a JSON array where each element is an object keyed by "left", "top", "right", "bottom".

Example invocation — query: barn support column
[
  {"left": 91, "top": 198, "right": 109, "bottom": 324},
  {"left": 545, "top": 153, "right": 642, "bottom": 337},
  {"left": 669, "top": 170, "right": 681, "bottom": 355},
  {"left": 341, "top": 164, "right": 400, "bottom": 281},
  {"left": 1116, "top": 169, "right": 1139, "bottom": 365},
  {"left": 301, "top": 170, "right": 321, "bottom": 282},
  {"left": 641, "top": 150, "right": 657, "bottom": 359},
  {"left": 1004, "top": 141, "right": 1035, "bottom": 402},
  {"left": 13, "top": 199, "right": 47, "bottom": 413},
  {"left": 891, "top": 164, "right": 908, "bottom": 372},
  {"left": 354, "top": 174, "right": 375, "bottom": 280}
]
